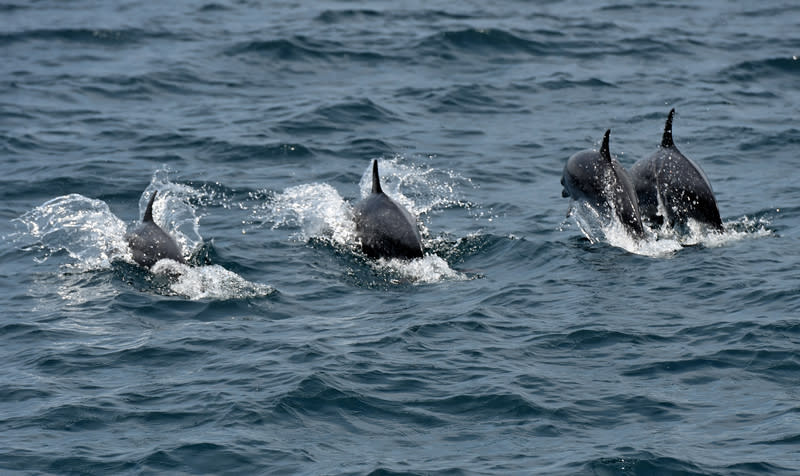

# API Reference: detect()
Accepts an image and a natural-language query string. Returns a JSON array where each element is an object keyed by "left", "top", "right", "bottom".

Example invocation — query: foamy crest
[
  {"left": 376, "top": 254, "right": 469, "bottom": 284},
  {"left": 151, "top": 260, "right": 275, "bottom": 300},
  {"left": 14, "top": 194, "right": 130, "bottom": 270}
]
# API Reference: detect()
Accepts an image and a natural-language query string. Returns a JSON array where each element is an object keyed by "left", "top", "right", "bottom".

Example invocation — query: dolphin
[
  {"left": 561, "top": 129, "right": 646, "bottom": 240},
  {"left": 353, "top": 160, "right": 424, "bottom": 260},
  {"left": 629, "top": 109, "right": 724, "bottom": 232},
  {"left": 126, "top": 190, "right": 186, "bottom": 268}
]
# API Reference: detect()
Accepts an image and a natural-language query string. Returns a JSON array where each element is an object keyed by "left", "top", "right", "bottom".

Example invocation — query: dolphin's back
[
  {"left": 630, "top": 109, "right": 724, "bottom": 231},
  {"left": 353, "top": 161, "right": 424, "bottom": 260},
  {"left": 631, "top": 148, "right": 723, "bottom": 231},
  {"left": 354, "top": 193, "right": 423, "bottom": 259},
  {"left": 126, "top": 191, "right": 186, "bottom": 268}
]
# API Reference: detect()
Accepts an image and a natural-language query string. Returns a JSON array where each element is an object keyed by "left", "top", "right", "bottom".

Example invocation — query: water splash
[
  {"left": 139, "top": 169, "right": 205, "bottom": 257},
  {"left": 151, "top": 260, "right": 275, "bottom": 300},
  {"left": 376, "top": 254, "right": 468, "bottom": 283},
  {"left": 563, "top": 200, "right": 772, "bottom": 257},
  {"left": 357, "top": 156, "right": 474, "bottom": 220},
  {"left": 13, "top": 194, "right": 130, "bottom": 270},
  {"left": 261, "top": 182, "right": 356, "bottom": 245},
  {"left": 701, "top": 215, "right": 773, "bottom": 247}
]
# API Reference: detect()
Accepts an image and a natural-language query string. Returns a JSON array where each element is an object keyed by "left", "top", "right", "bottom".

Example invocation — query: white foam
[
  {"left": 376, "top": 254, "right": 469, "bottom": 284},
  {"left": 262, "top": 182, "right": 356, "bottom": 245},
  {"left": 699, "top": 215, "right": 773, "bottom": 247},
  {"left": 565, "top": 199, "right": 772, "bottom": 257},
  {"left": 151, "top": 260, "right": 275, "bottom": 300}
]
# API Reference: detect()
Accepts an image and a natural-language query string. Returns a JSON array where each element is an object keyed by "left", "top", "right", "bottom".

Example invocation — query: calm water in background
[{"left": 2, "top": 1, "right": 799, "bottom": 474}]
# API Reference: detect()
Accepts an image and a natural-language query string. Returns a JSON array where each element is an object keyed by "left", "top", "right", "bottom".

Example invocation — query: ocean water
[{"left": 1, "top": 0, "right": 799, "bottom": 474}]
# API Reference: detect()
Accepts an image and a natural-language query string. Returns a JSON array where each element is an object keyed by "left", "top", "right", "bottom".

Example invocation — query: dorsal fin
[
  {"left": 143, "top": 190, "right": 157, "bottom": 223},
  {"left": 661, "top": 108, "right": 675, "bottom": 148},
  {"left": 371, "top": 159, "right": 383, "bottom": 194},
  {"left": 600, "top": 129, "right": 612, "bottom": 163}
]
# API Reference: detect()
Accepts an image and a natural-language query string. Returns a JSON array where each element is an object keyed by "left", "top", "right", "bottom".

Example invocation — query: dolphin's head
[
  {"left": 561, "top": 149, "right": 606, "bottom": 202},
  {"left": 561, "top": 130, "right": 645, "bottom": 239},
  {"left": 561, "top": 130, "right": 613, "bottom": 204}
]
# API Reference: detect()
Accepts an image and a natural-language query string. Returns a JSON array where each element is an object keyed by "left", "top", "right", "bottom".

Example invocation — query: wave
[
  {"left": 584, "top": 452, "right": 796, "bottom": 475},
  {"left": 540, "top": 77, "right": 617, "bottom": 90},
  {"left": 197, "top": 3, "right": 231, "bottom": 13},
  {"left": 128, "top": 132, "right": 316, "bottom": 164},
  {"left": 225, "top": 36, "right": 387, "bottom": 63},
  {"left": 314, "top": 8, "right": 475, "bottom": 24},
  {"left": 413, "top": 27, "right": 664, "bottom": 64},
  {"left": 314, "top": 8, "right": 383, "bottom": 23},
  {"left": 536, "top": 328, "right": 671, "bottom": 350},
  {"left": 725, "top": 56, "right": 800, "bottom": 82},
  {"left": 584, "top": 453, "right": 710, "bottom": 475},
  {"left": 79, "top": 73, "right": 195, "bottom": 100},
  {"left": 0, "top": 3, "right": 27, "bottom": 12},
  {"left": 274, "top": 374, "right": 445, "bottom": 427},
  {"left": 622, "top": 347, "right": 800, "bottom": 385},
  {"left": 428, "top": 83, "right": 529, "bottom": 115},
  {"left": 416, "top": 28, "right": 550, "bottom": 60},
  {"left": 738, "top": 127, "right": 800, "bottom": 152},
  {"left": 0, "top": 27, "right": 177, "bottom": 47},
  {"left": 329, "top": 137, "right": 398, "bottom": 160},
  {"left": 273, "top": 98, "right": 401, "bottom": 135}
]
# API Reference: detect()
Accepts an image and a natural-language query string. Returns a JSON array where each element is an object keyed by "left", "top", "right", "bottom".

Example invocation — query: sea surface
[{"left": 2, "top": 1, "right": 799, "bottom": 474}]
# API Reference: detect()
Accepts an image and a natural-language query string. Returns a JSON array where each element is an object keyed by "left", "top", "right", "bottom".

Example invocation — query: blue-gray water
[{"left": 2, "top": 1, "right": 799, "bottom": 474}]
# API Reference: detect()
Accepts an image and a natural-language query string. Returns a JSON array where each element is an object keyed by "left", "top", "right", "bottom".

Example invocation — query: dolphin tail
[
  {"left": 143, "top": 190, "right": 158, "bottom": 223},
  {"left": 600, "top": 129, "right": 612, "bottom": 163},
  {"left": 371, "top": 159, "right": 383, "bottom": 194},
  {"left": 661, "top": 108, "right": 676, "bottom": 148}
]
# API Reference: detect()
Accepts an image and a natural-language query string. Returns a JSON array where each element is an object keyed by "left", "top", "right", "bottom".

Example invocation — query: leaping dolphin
[
  {"left": 629, "top": 109, "right": 724, "bottom": 232},
  {"left": 353, "top": 160, "right": 424, "bottom": 260},
  {"left": 126, "top": 190, "right": 186, "bottom": 268},
  {"left": 561, "top": 129, "right": 646, "bottom": 240}
]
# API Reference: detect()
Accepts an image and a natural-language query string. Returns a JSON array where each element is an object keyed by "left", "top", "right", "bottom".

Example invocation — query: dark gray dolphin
[
  {"left": 561, "top": 129, "right": 646, "bottom": 240},
  {"left": 629, "top": 109, "right": 724, "bottom": 232},
  {"left": 353, "top": 160, "right": 424, "bottom": 260},
  {"left": 126, "top": 190, "right": 186, "bottom": 268}
]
